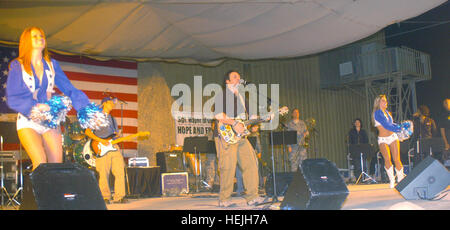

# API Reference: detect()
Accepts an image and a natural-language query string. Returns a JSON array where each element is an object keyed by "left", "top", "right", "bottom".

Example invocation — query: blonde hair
[
  {"left": 372, "top": 94, "right": 386, "bottom": 124},
  {"left": 10, "top": 26, "right": 51, "bottom": 75}
]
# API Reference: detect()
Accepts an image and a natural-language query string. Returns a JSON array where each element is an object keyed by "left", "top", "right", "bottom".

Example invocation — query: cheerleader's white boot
[
  {"left": 385, "top": 166, "right": 396, "bottom": 189},
  {"left": 396, "top": 167, "right": 406, "bottom": 183}
]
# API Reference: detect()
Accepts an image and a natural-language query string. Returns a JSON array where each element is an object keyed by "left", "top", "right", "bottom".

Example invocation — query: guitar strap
[
  {"left": 237, "top": 92, "right": 247, "bottom": 116},
  {"left": 235, "top": 89, "right": 249, "bottom": 120},
  {"left": 110, "top": 115, "right": 118, "bottom": 139}
]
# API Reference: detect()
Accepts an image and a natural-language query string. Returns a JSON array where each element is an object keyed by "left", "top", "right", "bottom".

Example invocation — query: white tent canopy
[{"left": 0, "top": 0, "right": 446, "bottom": 64}]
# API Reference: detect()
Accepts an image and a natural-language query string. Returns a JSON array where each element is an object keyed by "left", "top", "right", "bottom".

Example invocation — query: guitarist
[
  {"left": 213, "top": 70, "right": 266, "bottom": 207},
  {"left": 85, "top": 96, "right": 127, "bottom": 204}
]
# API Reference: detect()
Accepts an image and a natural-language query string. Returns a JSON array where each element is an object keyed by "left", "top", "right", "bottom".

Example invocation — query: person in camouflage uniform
[{"left": 287, "top": 108, "right": 309, "bottom": 172}]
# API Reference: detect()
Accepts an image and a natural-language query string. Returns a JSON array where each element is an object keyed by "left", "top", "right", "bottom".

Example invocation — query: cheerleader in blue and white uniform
[
  {"left": 372, "top": 95, "right": 406, "bottom": 188},
  {"left": 6, "top": 27, "right": 105, "bottom": 170}
]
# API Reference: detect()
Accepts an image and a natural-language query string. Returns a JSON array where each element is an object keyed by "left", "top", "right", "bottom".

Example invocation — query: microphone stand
[
  {"left": 262, "top": 94, "right": 282, "bottom": 205},
  {"left": 120, "top": 102, "right": 124, "bottom": 156},
  {"left": 116, "top": 97, "right": 129, "bottom": 196},
  {"left": 280, "top": 122, "right": 288, "bottom": 172},
  {"left": 346, "top": 135, "right": 351, "bottom": 182},
  {"left": 269, "top": 123, "right": 279, "bottom": 203},
  {"left": 242, "top": 82, "right": 282, "bottom": 206}
]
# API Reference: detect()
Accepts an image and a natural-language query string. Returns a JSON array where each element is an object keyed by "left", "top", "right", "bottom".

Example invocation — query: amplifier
[
  {"left": 0, "top": 153, "right": 19, "bottom": 193},
  {"left": 161, "top": 172, "right": 189, "bottom": 196},
  {"left": 156, "top": 151, "right": 185, "bottom": 173},
  {"left": 128, "top": 157, "right": 149, "bottom": 167}
]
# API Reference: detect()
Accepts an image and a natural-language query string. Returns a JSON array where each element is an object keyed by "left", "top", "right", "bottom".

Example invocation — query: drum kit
[{"left": 62, "top": 118, "right": 95, "bottom": 168}]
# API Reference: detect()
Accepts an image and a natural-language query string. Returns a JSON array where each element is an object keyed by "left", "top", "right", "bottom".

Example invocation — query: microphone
[
  {"left": 102, "top": 89, "right": 127, "bottom": 104},
  {"left": 116, "top": 97, "right": 128, "bottom": 105},
  {"left": 103, "top": 88, "right": 111, "bottom": 96},
  {"left": 239, "top": 79, "right": 251, "bottom": 85}
]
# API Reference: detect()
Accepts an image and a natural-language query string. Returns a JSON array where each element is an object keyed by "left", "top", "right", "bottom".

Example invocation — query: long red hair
[{"left": 10, "top": 26, "right": 51, "bottom": 75}]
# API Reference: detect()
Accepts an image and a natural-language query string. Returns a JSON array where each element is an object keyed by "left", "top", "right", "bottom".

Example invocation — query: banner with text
[{"left": 173, "top": 112, "right": 213, "bottom": 146}]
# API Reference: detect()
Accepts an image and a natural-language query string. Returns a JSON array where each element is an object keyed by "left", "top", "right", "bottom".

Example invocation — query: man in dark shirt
[
  {"left": 437, "top": 98, "right": 450, "bottom": 164},
  {"left": 413, "top": 105, "right": 437, "bottom": 140},
  {"left": 412, "top": 105, "right": 438, "bottom": 164},
  {"left": 213, "top": 70, "right": 264, "bottom": 207}
]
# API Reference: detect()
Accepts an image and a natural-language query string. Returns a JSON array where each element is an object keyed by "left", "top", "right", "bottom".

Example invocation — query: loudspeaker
[
  {"left": 156, "top": 151, "right": 185, "bottom": 173},
  {"left": 265, "top": 172, "right": 294, "bottom": 197},
  {"left": 396, "top": 156, "right": 449, "bottom": 200},
  {"left": 280, "top": 158, "right": 349, "bottom": 210},
  {"left": 19, "top": 163, "right": 106, "bottom": 210}
]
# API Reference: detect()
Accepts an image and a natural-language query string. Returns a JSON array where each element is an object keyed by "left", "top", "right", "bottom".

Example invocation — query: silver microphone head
[{"left": 239, "top": 79, "right": 249, "bottom": 85}]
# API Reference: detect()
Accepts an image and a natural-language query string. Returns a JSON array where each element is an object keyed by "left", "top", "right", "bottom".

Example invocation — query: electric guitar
[
  {"left": 90, "top": 131, "right": 150, "bottom": 157},
  {"left": 218, "top": 106, "right": 288, "bottom": 144}
]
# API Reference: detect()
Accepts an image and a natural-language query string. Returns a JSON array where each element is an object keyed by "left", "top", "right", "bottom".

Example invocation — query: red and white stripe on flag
[{"left": 52, "top": 53, "right": 138, "bottom": 157}]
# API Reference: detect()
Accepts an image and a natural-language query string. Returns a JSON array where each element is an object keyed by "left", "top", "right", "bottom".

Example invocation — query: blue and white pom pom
[
  {"left": 77, "top": 102, "right": 109, "bottom": 130},
  {"left": 30, "top": 95, "right": 72, "bottom": 129},
  {"left": 397, "top": 120, "right": 414, "bottom": 142}
]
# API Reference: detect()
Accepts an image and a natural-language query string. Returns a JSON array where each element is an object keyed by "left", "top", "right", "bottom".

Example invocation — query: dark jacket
[{"left": 348, "top": 128, "right": 369, "bottom": 145}]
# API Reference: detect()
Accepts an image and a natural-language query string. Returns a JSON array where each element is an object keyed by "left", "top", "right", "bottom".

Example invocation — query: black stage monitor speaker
[
  {"left": 396, "top": 156, "right": 449, "bottom": 200},
  {"left": 19, "top": 163, "right": 106, "bottom": 210},
  {"left": 156, "top": 151, "right": 185, "bottom": 173},
  {"left": 280, "top": 158, "right": 349, "bottom": 210}
]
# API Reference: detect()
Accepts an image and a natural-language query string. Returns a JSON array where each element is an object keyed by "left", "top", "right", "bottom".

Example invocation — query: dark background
[{"left": 385, "top": 1, "right": 450, "bottom": 120}]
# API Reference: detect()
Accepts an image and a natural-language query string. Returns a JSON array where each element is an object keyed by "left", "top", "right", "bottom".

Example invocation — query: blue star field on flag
[{"left": 0, "top": 46, "right": 18, "bottom": 114}]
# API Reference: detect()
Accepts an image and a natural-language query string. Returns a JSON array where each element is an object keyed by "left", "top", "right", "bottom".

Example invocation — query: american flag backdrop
[
  {"left": 0, "top": 46, "right": 139, "bottom": 157},
  {"left": 0, "top": 46, "right": 17, "bottom": 114}
]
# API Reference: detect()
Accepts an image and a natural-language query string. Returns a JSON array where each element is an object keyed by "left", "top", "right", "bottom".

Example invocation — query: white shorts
[
  {"left": 16, "top": 113, "right": 52, "bottom": 135},
  {"left": 378, "top": 133, "right": 399, "bottom": 146}
]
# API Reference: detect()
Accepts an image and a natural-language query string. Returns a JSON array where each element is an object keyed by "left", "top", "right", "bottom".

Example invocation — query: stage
[{"left": 105, "top": 183, "right": 450, "bottom": 210}]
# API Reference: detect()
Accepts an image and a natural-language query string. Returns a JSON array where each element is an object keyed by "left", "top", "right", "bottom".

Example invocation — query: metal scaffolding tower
[{"left": 320, "top": 45, "right": 432, "bottom": 143}]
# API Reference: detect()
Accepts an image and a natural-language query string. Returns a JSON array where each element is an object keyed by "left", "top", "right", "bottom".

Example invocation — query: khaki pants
[
  {"left": 95, "top": 148, "right": 126, "bottom": 201},
  {"left": 215, "top": 137, "right": 259, "bottom": 202}
]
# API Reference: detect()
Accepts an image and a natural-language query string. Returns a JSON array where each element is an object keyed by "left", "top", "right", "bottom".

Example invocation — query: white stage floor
[{"left": 106, "top": 184, "right": 450, "bottom": 210}]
